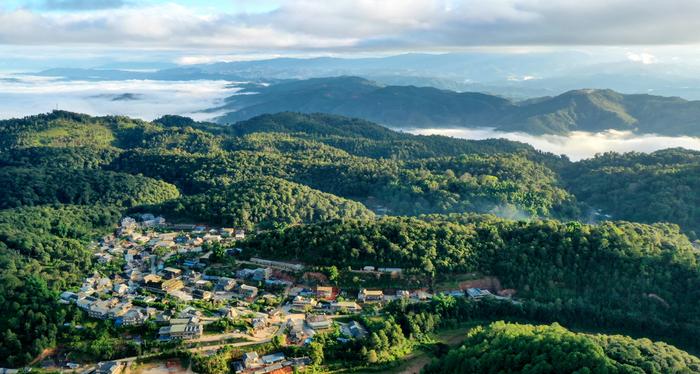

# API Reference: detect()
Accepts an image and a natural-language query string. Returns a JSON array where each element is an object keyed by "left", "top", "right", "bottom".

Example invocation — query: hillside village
[{"left": 54, "top": 214, "right": 513, "bottom": 373}]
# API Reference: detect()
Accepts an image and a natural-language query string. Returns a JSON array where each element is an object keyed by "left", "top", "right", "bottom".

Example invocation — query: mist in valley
[{"left": 406, "top": 127, "right": 700, "bottom": 160}]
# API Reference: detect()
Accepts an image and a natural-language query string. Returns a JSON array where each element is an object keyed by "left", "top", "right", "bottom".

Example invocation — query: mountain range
[
  {"left": 214, "top": 76, "right": 700, "bottom": 136},
  {"left": 31, "top": 52, "right": 700, "bottom": 100}
]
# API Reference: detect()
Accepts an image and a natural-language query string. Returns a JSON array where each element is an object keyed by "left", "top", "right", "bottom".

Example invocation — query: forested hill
[
  {"left": 244, "top": 214, "right": 700, "bottom": 351},
  {"left": 140, "top": 176, "right": 376, "bottom": 230},
  {"left": 562, "top": 148, "right": 700, "bottom": 237},
  {"left": 3, "top": 109, "right": 700, "bottom": 366},
  {"left": 423, "top": 322, "right": 700, "bottom": 373},
  {"left": 214, "top": 76, "right": 700, "bottom": 136},
  {"left": 0, "top": 110, "right": 576, "bottom": 366}
]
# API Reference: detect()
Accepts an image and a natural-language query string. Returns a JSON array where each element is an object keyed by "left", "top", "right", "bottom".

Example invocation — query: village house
[
  {"left": 183, "top": 258, "right": 200, "bottom": 267},
  {"left": 76, "top": 295, "right": 98, "bottom": 310},
  {"left": 162, "top": 267, "right": 182, "bottom": 279},
  {"left": 94, "top": 277, "right": 113, "bottom": 292},
  {"left": 218, "top": 306, "right": 240, "bottom": 319},
  {"left": 87, "top": 300, "right": 112, "bottom": 319},
  {"left": 410, "top": 290, "right": 432, "bottom": 301},
  {"left": 467, "top": 288, "right": 492, "bottom": 300},
  {"left": 109, "top": 301, "right": 132, "bottom": 318},
  {"left": 234, "top": 229, "right": 246, "bottom": 240},
  {"left": 143, "top": 275, "right": 184, "bottom": 294},
  {"left": 80, "top": 298, "right": 130, "bottom": 320},
  {"left": 346, "top": 321, "right": 367, "bottom": 339},
  {"left": 116, "top": 307, "right": 150, "bottom": 326},
  {"left": 330, "top": 301, "right": 362, "bottom": 313},
  {"left": 171, "top": 223, "right": 196, "bottom": 231},
  {"left": 377, "top": 267, "right": 403, "bottom": 275},
  {"left": 158, "top": 317, "right": 202, "bottom": 341},
  {"left": 239, "top": 284, "right": 259, "bottom": 299},
  {"left": 95, "top": 361, "right": 124, "bottom": 374},
  {"left": 262, "top": 352, "right": 286, "bottom": 365},
  {"left": 113, "top": 283, "right": 129, "bottom": 295},
  {"left": 315, "top": 286, "right": 333, "bottom": 299},
  {"left": 237, "top": 267, "right": 271, "bottom": 281},
  {"left": 193, "top": 289, "right": 213, "bottom": 300},
  {"left": 243, "top": 351, "right": 261, "bottom": 369},
  {"left": 60, "top": 291, "right": 79, "bottom": 303},
  {"left": 358, "top": 289, "right": 384, "bottom": 302},
  {"left": 203, "top": 233, "right": 222, "bottom": 242},
  {"left": 252, "top": 316, "right": 268, "bottom": 332},
  {"left": 250, "top": 257, "right": 304, "bottom": 272},
  {"left": 253, "top": 268, "right": 271, "bottom": 281},
  {"left": 286, "top": 319, "right": 305, "bottom": 344},
  {"left": 142, "top": 215, "right": 166, "bottom": 228},
  {"left": 306, "top": 314, "right": 332, "bottom": 330},
  {"left": 216, "top": 277, "right": 237, "bottom": 291},
  {"left": 120, "top": 217, "right": 137, "bottom": 233},
  {"left": 291, "top": 296, "right": 317, "bottom": 311}
]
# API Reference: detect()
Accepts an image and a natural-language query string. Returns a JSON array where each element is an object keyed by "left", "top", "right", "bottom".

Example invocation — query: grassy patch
[{"left": 27, "top": 119, "right": 115, "bottom": 148}]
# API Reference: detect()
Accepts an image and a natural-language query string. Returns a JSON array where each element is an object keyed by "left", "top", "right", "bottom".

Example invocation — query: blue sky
[{"left": 1, "top": 0, "right": 280, "bottom": 13}]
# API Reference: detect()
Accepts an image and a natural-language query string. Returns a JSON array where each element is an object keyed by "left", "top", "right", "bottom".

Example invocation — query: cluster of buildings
[
  {"left": 158, "top": 315, "right": 203, "bottom": 341},
  {"left": 59, "top": 215, "right": 268, "bottom": 342},
  {"left": 59, "top": 212, "right": 517, "bottom": 358},
  {"left": 233, "top": 352, "right": 310, "bottom": 374}
]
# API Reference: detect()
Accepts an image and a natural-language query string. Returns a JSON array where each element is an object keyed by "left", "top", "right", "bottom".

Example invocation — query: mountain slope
[
  {"left": 216, "top": 76, "right": 513, "bottom": 128},
  {"left": 143, "top": 176, "right": 375, "bottom": 229},
  {"left": 497, "top": 89, "right": 639, "bottom": 134},
  {"left": 215, "top": 77, "right": 700, "bottom": 136},
  {"left": 562, "top": 148, "right": 700, "bottom": 236},
  {"left": 423, "top": 322, "right": 700, "bottom": 373}
]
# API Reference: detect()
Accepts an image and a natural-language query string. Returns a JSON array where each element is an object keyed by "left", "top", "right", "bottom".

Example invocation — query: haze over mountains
[
  {"left": 31, "top": 52, "right": 700, "bottom": 100},
  {"left": 214, "top": 76, "right": 700, "bottom": 136}
]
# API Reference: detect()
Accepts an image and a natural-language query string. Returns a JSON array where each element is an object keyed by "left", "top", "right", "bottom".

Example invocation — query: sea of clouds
[
  {"left": 407, "top": 128, "right": 700, "bottom": 161},
  {"left": 0, "top": 74, "right": 241, "bottom": 121},
  {"left": 2, "top": 75, "right": 699, "bottom": 161}
]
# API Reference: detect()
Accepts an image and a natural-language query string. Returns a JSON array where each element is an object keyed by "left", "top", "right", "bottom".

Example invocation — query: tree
[
  {"left": 366, "top": 349, "right": 378, "bottom": 364},
  {"left": 272, "top": 334, "right": 286, "bottom": 348},
  {"left": 308, "top": 342, "right": 324, "bottom": 365},
  {"left": 325, "top": 266, "right": 339, "bottom": 284}
]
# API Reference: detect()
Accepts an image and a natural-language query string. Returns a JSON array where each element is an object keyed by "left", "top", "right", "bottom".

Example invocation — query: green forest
[
  {"left": 144, "top": 176, "right": 375, "bottom": 229},
  {"left": 244, "top": 215, "right": 700, "bottom": 329},
  {"left": 423, "top": 321, "right": 700, "bottom": 373},
  {"left": 2, "top": 110, "right": 700, "bottom": 369}
]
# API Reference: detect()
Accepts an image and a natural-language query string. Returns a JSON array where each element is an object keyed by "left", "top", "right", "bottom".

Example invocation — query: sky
[{"left": 2, "top": 0, "right": 700, "bottom": 68}]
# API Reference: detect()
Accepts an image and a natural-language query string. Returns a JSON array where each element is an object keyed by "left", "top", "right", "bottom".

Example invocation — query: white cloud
[
  {"left": 626, "top": 52, "right": 657, "bottom": 64},
  {"left": 407, "top": 127, "right": 700, "bottom": 161},
  {"left": 0, "top": 74, "right": 241, "bottom": 120},
  {"left": 2, "top": 0, "right": 700, "bottom": 52}
]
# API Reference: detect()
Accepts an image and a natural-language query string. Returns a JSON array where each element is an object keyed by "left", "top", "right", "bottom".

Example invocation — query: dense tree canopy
[
  {"left": 564, "top": 149, "right": 700, "bottom": 236},
  {"left": 2, "top": 110, "right": 700, "bottom": 369},
  {"left": 244, "top": 215, "right": 700, "bottom": 323},
  {"left": 145, "top": 176, "right": 375, "bottom": 229},
  {"left": 0, "top": 167, "right": 180, "bottom": 208},
  {"left": 0, "top": 205, "right": 121, "bottom": 367},
  {"left": 423, "top": 322, "right": 700, "bottom": 374}
]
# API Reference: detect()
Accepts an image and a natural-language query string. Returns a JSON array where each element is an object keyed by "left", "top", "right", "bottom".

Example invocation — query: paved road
[{"left": 113, "top": 325, "right": 282, "bottom": 362}]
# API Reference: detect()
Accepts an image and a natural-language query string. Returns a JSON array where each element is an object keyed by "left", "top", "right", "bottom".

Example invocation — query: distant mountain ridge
[
  {"left": 32, "top": 52, "right": 700, "bottom": 99},
  {"left": 215, "top": 77, "right": 700, "bottom": 136}
]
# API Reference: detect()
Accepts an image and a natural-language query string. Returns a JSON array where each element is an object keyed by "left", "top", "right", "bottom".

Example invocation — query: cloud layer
[
  {"left": 2, "top": 0, "right": 700, "bottom": 51},
  {"left": 0, "top": 74, "right": 239, "bottom": 120},
  {"left": 407, "top": 127, "right": 700, "bottom": 161}
]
